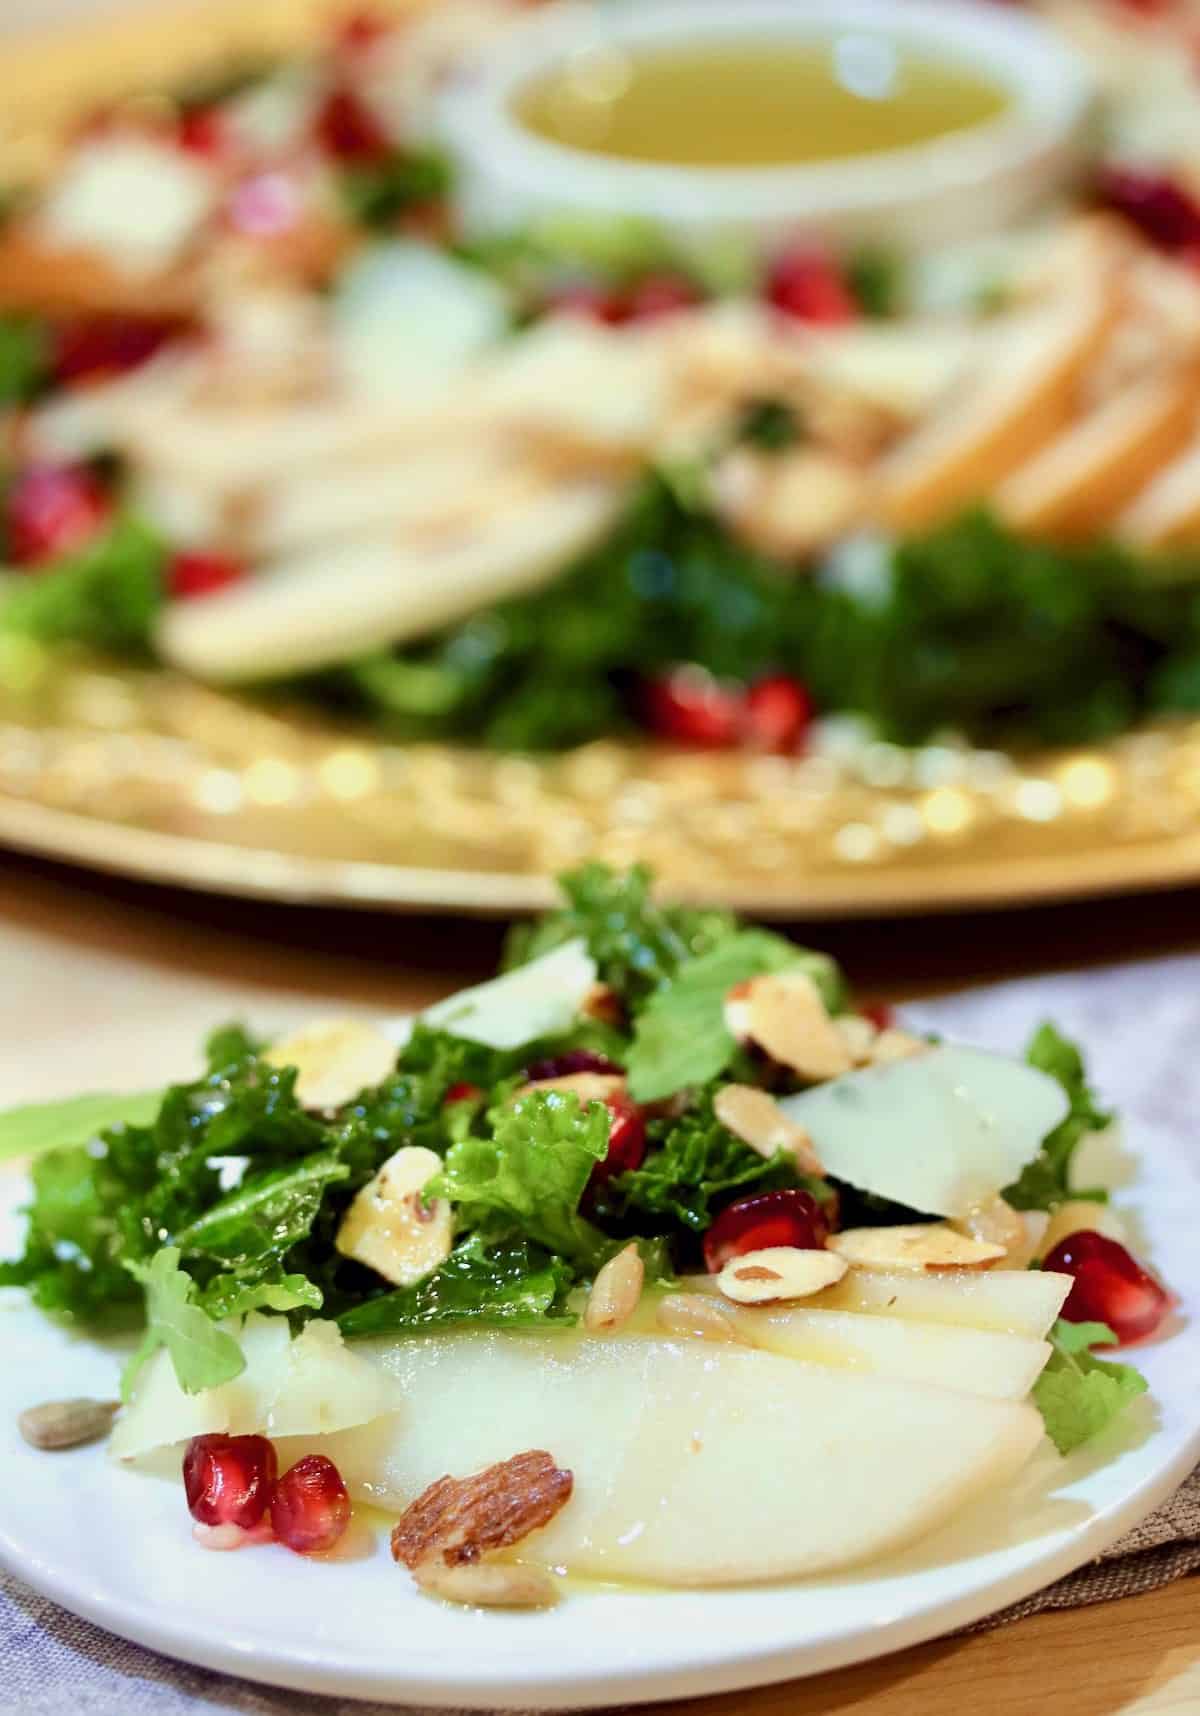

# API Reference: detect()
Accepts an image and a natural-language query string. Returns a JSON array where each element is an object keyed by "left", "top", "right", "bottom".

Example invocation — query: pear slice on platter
[
  {"left": 312, "top": 1330, "right": 1044, "bottom": 1586},
  {"left": 772, "top": 1265, "right": 1071, "bottom": 1339}
]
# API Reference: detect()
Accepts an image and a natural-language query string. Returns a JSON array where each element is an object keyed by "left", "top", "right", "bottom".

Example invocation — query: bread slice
[
  {"left": 875, "top": 285, "right": 1118, "bottom": 533},
  {"left": 996, "top": 365, "right": 1200, "bottom": 540}
]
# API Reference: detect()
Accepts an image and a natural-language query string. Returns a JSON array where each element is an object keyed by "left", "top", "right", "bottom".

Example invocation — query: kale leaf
[
  {"left": 337, "top": 1237, "right": 574, "bottom": 1335},
  {"left": 1005, "top": 1023, "right": 1112, "bottom": 1211},
  {"left": 2, "top": 515, "right": 166, "bottom": 652}
]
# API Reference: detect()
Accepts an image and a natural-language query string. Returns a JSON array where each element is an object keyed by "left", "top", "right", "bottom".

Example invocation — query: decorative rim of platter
[{"left": 3, "top": 647, "right": 1200, "bottom": 916}]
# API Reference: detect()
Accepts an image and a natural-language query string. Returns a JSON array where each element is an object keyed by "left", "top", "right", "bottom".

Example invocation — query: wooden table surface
[{"left": 4, "top": 846, "right": 1200, "bottom": 1713}]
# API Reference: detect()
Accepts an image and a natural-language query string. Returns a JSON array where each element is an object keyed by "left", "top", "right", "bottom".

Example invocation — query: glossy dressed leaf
[
  {"left": 121, "top": 1247, "right": 244, "bottom": 1401},
  {"left": 174, "top": 1153, "right": 349, "bottom": 1269},
  {"left": 337, "top": 1239, "right": 574, "bottom": 1336}
]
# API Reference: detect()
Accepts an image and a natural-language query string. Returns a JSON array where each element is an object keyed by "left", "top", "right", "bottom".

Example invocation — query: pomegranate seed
[
  {"left": 6, "top": 464, "right": 111, "bottom": 566},
  {"left": 1097, "top": 166, "right": 1200, "bottom": 253},
  {"left": 168, "top": 549, "right": 246, "bottom": 600},
  {"left": 52, "top": 316, "right": 173, "bottom": 386},
  {"left": 765, "top": 247, "right": 858, "bottom": 324},
  {"left": 643, "top": 666, "right": 743, "bottom": 748},
  {"left": 314, "top": 86, "right": 389, "bottom": 162},
  {"left": 624, "top": 272, "right": 701, "bottom": 322},
  {"left": 444, "top": 1080, "right": 484, "bottom": 1105},
  {"left": 183, "top": 1433, "right": 277, "bottom": 1528},
  {"left": 271, "top": 1454, "right": 351, "bottom": 1554},
  {"left": 860, "top": 1001, "right": 895, "bottom": 1032},
  {"left": 524, "top": 1049, "right": 623, "bottom": 1082},
  {"left": 542, "top": 282, "right": 629, "bottom": 325},
  {"left": 589, "top": 1090, "right": 647, "bottom": 1188},
  {"left": 704, "top": 1189, "right": 831, "bottom": 1273},
  {"left": 741, "top": 675, "right": 813, "bottom": 753},
  {"left": 177, "top": 106, "right": 227, "bottom": 157},
  {"left": 192, "top": 1519, "right": 275, "bottom": 1551},
  {"left": 1042, "top": 1231, "right": 1170, "bottom": 1345}
]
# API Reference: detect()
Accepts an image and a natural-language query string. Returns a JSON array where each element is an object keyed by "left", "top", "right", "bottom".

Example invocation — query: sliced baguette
[
  {"left": 996, "top": 365, "right": 1200, "bottom": 540},
  {"left": 875, "top": 286, "right": 1118, "bottom": 533}
]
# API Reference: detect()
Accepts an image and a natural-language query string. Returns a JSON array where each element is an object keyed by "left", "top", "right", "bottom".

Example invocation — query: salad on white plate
[{"left": 0, "top": 864, "right": 1170, "bottom": 1604}]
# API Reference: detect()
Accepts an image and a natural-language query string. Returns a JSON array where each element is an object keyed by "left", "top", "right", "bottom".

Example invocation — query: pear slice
[
  {"left": 782, "top": 1266, "right": 1071, "bottom": 1338},
  {"left": 156, "top": 475, "right": 626, "bottom": 683},
  {"left": 314, "top": 1330, "right": 1044, "bottom": 1585}
]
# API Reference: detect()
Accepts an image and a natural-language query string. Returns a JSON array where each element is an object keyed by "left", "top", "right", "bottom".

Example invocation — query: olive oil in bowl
[{"left": 514, "top": 36, "right": 1012, "bottom": 169}]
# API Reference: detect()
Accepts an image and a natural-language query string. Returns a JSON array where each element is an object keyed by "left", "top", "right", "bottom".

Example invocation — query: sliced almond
[
  {"left": 1037, "top": 1198, "right": 1127, "bottom": 1261},
  {"left": 834, "top": 1015, "right": 878, "bottom": 1066},
  {"left": 740, "top": 971, "right": 853, "bottom": 1083},
  {"left": 716, "top": 1246, "right": 847, "bottom": 1306},
  {"left": 583, "top": 1243, "right": 644, "bottom": 1333},
  {"left": 335, "top": 1144, "right": 453, "bottom": 1287},
  {"left": 713, "top": 1084, "right": 824, "bottom": 1175},
  {"left": 510, "top": 1071, "right": 625, "bottom": 1106},
  {"left": 828, "top": 1223, "right": 1006, "bottom": 1273},
  {"left": 870, "top": 1029, "right": 929, "bottom": 1066},
  {"left": 414, "top": 1559, "right": 559, "bottom": 1609},
  {"left": 655, "top": 1291, "right": 750, "bottom": 1345},
  {"left": 264, "top": 1017, "right": 396, "bottom": 1111}
]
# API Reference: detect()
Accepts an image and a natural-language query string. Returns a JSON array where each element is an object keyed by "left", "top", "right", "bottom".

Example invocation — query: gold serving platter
[
  {"left": 3, "top": 641, "right": 1200, "bottom": 915},
  {"left": 5, "top": 0, "right": 1200, "bottom": 916}
]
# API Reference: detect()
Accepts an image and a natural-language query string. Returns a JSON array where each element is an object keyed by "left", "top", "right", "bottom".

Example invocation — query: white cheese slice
[
  {"left": 779, "top": 1045, "right": 1069, "bottom": 1220},
  {"left": 35, "top": 138, "right": 216, "bottom": 277},
  {"left": 332, "top": 241, "right": 509, "bottom": 400},
  {"left": 420, "top": 938, "right": 597, "bottom": 1050}
]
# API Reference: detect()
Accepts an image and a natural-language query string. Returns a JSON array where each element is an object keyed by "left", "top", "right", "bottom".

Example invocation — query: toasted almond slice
[
  {"left": 834, "top": 1015, "right": 878, "bottom": 1066},
  {"left": 335, "top": 1144, "right": 453, "bottom": 1287},
  {"left": 828, "top": 1223, "right": 1006, "bottom": 1273},
  {"left": 996, "top": 363, "right": 1200, "bottom": 539},
  {"left": 713, "top": 1084, "right": 824, "bottom": 1175},
  {"left": 870, "top": 1028, "right": 929, "bottom": 1065},
  {"left": 952, "top": 1194, "right": 1027, "bottom": 1261},
  {"left": 655, "top": 1292, "right": 750, "bottom": 1345},
  {"left": 264, "top": 1017, "right": 397, "bottom": 1111},
  {"left": 875, "top": 286, "right": 1117, "bottom": 532},
  {"left": 510, "top": 1071, "right": 625, "bottom": 1106},
  {"left": 414, "top": 1560, "right": 559, "bottom": 1608},
  {"left": 717, "top": 1246, "right": 847, "bottom": 1306},
  {"left": 1036, "top": 1198, "right": 1127, "bottom": 1261},
  {"left": 741, "top": 972, "right": 854, "bottom": 1083},
  {"left": 583, "top": 1244, "right": 645, "bottom": 1333}
]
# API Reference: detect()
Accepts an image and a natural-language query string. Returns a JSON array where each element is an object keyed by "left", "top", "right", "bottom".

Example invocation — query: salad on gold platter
[{"left": 1, "top": 865, "right": 1171, "bottom": 1603}]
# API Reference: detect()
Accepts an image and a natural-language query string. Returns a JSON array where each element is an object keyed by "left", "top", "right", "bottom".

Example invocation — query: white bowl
[{"left": 438, "top": 0, "right": 1095, "bottom": 252}]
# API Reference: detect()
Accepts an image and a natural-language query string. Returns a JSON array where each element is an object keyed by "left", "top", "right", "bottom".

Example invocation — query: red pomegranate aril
[
  {"left": 625, "top": 272, "right": 701, "bottom": 322},
  {"left": 6, "top": 464, "right": 112, "bottom": 566},
  {"left": 314, "top": 86, "right": 389, "bottom": 162},
  {"left": 524, "top": 1049, "right": 623, "bottom": 1082},
  {"left": 1097, "top": 166, "right": 1200, "bottom": 253},
  {"left": 178, "top": 106, "right": 227, "bottom": 157},
  {"left": 703, "top": 1188, "right": 831, "bottom": 1273},
  {"left": 183, "top": 1433, "right": 278, "bottom": 1528},
  {"left": 335, "top": 8, "right": 392, "bottom": 52},
  {"left": 860, "top": 1001, "right": 895, "bottom": 1032},
  {"left": 443, "top": 1080, "right": 484, "bottom": 1105},
  {"left": 765, "top": 247, "right": 858, "bottom": 324},
  {"left": 52, "top": 316, "right": 173, "bottom": 385},
  {"left": 589, "top": 1090, "right": 647, "bottom": 1188},
  {"left": 271, "top": 1454, "right": 351, "bottom": 1554},
  {"left": 1042, "top": 1231, "right": 1170, "bottom": 1345},
  {"left": 168, "top": 549, "right": 246, "bottom": 600},
  {"left": 742, "top": 675, "right": 813, "bottom": 753},
  {"left": 644, "top": 666, "right": 743, "bottom": 748}
]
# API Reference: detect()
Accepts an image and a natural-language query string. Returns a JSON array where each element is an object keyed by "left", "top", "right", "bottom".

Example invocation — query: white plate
[{"left": 0, "top": 1122, "right": 1197, "bottom": 1710}]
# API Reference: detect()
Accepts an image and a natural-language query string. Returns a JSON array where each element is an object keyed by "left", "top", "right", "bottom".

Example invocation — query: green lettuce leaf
[
  {"left": 0, "top": 315, "right": 50, "bottom": 406},
  {"left": 337, "top": 1238, "right": 574, "bottom": 1336},
  {"left": 1006, "top": 1024, "right": 1112, "bottom": 1211},
  {"left": 430, "top": 1090, "right": 610, "bottom": 1268},
  {"left": 121, "top": 1247, "right": 245, "bottom": 1401},
  {"left": 1033, "top": 1319, "right": 1148, "bottom": 1455},
  {"left": 198, "top": 1269, "right": 322, "bottom": 1321},
  {"left": 503, "top": 861, "right": 740, "bottom": 1009},
  {"left": 625, "top": 930, "right": 844, "bottom": 1102},
  {"left": 174, "top": 1152, "right": 349, "bottom": 1268},
  {"left": 0, "top": 1089, "right": 163, "bottom": 1163},
  {"left": 2, "top": 515, "right": 166, "bottom": 652}
]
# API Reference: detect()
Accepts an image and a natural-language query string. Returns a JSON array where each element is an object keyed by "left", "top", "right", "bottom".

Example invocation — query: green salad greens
[
  {"left": 0, "top": 863, "right": 1147, "bottom": 1453},
  {"left": 9, "top": 477, "right": 1200, "bottom": 754}
]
